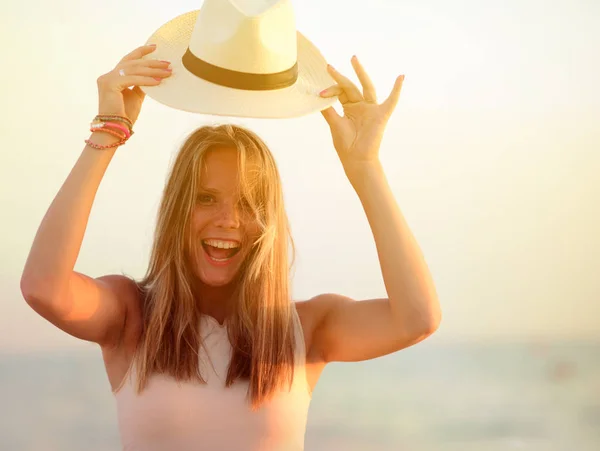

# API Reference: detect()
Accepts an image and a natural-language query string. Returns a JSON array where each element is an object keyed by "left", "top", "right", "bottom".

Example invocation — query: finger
[
  {"left": 117, "top": 63, "right": 172, "bottom": 80},
  {"left": 381, "top": 75, "right": 405, "bottom": 118},
  {"left": 132, "top": 59, "right": 172, "bottom": 70},
  {"left": 326, "top": 64, "right": 363, "bottom": 103},
  {"left": 320, "top": 106, "right": 343, "bottom": 129},
  {"left": 350, "top": 56, "right": 377, "bottom": 103},
  {"left": 115, "top": 75, "right": 163, "bottom": 90},
  {"left": 319, "top": 84, "right": 343, "bottom": 98},
  {"left": 119, "top": 44, "right": 157, "bottom": 64}
]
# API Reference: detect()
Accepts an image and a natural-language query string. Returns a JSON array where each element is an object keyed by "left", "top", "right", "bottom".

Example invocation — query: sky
[{"left": 0, "top": 0, "right": 599, "bottom": 352}]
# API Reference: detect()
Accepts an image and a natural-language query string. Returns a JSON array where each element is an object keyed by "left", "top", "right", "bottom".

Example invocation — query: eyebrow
[{"left": 198, "top": 186, "right": 220, "bottom": 194}]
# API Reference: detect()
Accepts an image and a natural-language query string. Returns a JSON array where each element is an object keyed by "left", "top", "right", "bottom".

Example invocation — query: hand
[
  {"left": 96, "top": 44, "right": 172, "bottom": 125},
  {"left": 319, "top": 56, "right": 404, "bottom": 174}
]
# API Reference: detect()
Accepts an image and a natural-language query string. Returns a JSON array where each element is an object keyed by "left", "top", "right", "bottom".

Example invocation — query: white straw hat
[{"left": 140, "top": 0, "right": 337, "bottom": 118}]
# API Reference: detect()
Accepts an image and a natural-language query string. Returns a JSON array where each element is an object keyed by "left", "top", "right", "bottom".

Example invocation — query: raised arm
[
  {"left": 305, "top": 58, "right": 441, "bottom": 364},
  {"left": 20, "top": 45, "right": 171, "bottom": 347}
]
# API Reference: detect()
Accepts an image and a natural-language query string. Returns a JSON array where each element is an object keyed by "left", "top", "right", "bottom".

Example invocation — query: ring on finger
[{"left": 118, "top": 69, "right": 126, "bottom": 77}]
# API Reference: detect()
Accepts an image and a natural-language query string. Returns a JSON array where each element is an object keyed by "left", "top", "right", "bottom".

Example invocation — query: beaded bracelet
[
  {"left": 85, "top": 137, "right": 128, "bottom": 150},
  {"left": 87, "top": 125, "right": 127, "bottom": 148},
  {"left": 95, "top": 114, "right": 133, "bottom": 130}
]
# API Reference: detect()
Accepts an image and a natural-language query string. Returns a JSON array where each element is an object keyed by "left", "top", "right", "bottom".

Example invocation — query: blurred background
[{"left": 1, "top": 0, "right": 599, "bottom": 449}]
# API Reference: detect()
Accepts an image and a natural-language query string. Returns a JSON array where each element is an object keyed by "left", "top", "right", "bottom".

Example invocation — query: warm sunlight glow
[{"left": 2, "top": 0, "right": 599, "bottom": 351}]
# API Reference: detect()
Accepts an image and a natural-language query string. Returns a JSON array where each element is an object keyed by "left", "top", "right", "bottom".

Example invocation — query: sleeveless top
[{"left": 113, "top": 306, "right": 312, "bottom": 451}]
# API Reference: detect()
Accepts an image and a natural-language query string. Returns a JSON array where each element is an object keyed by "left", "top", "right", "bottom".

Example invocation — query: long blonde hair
[{"left": 133, "top": 124, "right": 296, "bottom": 410}]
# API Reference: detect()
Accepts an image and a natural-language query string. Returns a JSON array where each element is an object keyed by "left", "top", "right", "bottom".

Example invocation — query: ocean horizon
[{"left": 1, "top": 339, "right": 598, "bottom": 450}]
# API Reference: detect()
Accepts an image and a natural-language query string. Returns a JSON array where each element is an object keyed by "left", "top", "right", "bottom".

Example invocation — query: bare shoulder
[
  {"left": 294, "top": 294, "right": 349, "bottom": 324},
  {"left": 96, "top": 274, "right": 142, "bottom": 316},
  {"left": 97, "top": 274, "right": 139, "bottom": 293}
]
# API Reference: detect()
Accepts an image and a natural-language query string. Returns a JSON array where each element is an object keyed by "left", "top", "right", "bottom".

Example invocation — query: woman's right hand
[{"left": 96, "top": 44, "right": 172, "bottom": 125}]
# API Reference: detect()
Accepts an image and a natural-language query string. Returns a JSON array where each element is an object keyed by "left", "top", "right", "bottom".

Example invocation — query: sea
[{"left": 1, "top": 340, "right": 598, "bottom": 451}]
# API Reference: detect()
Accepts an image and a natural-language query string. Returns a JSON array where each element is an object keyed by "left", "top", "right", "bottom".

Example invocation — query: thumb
[
  {"left": 131, "top": 85, "right": 146, "bottom": 100},
  {"left": 381, "top": 75, "right": 404, "bottom": 118}
]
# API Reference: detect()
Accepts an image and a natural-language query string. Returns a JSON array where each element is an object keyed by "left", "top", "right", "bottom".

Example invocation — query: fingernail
[
  {"left": 149, "top": 43, "right": 157, "bottom": 47},
  {"left": 319, "top": 89, "right": 327, "bottom": 96},
  {"left": 352, "top": 55, "right": 357, "bottom": 61},
  {"left": 154, "top": 77, "right": 162, "bottom": 81}
]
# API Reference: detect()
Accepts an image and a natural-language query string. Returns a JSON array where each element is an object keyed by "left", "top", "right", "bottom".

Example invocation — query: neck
[{"left": 194, "top": 279, "right": 238, "bottom": 324}]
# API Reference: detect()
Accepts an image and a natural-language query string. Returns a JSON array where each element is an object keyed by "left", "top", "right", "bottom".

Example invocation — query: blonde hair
[{"left": 133, "top": 124, "right": 296, "bottom": 410}]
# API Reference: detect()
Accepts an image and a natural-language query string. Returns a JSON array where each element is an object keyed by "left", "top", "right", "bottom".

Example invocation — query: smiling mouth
[{"left": 201, "top": 240, "right": 241, "bottom": 262}]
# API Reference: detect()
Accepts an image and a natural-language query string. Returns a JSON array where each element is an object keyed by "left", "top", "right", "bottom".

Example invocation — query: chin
[{"left": 198, "top": 272, "right": 237, "bottom": 287}]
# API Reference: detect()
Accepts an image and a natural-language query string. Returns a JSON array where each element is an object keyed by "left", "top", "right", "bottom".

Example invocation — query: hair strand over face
[{"left": 132, "top": 124, "right": 297, "bottom": 410}]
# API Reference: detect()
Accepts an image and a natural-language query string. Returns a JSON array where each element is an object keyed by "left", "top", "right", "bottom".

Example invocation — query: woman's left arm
[{"left": 304, "top": 57, "right": 441, "bottom": 364}]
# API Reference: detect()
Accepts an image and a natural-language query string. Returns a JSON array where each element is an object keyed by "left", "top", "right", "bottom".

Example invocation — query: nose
[{"left": 214, "top": 200, "right": 240, "bottom": 229}]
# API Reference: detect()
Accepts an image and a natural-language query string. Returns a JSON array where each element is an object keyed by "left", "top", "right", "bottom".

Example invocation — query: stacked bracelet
[
  {"left": 91, "top": 120, "right": 131, "bottom": 138},
  {"left": 86, "top": 114, "right": 134, "bottom": 150}
]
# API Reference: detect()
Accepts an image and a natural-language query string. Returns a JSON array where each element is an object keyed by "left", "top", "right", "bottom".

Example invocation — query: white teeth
[
  {"left": 209, "top": 256, "right": 230, "bottom": 262},
  {"left": 203, "top": 239, "right": 240, "bottom": 249}
]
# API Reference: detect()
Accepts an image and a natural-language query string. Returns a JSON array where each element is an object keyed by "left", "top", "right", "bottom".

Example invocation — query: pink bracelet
[{"left": 92, "top": 121, "right": 131, "bottom": 138}]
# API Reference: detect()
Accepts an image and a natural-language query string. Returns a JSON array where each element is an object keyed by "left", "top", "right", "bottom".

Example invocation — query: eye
[{"left": 197, "top": 193, "right": 215, "bottom": 205}]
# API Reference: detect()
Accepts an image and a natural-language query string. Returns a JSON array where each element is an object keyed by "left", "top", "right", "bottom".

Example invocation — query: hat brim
[{"left": 139, "top": 10, "right": 337, "bottom": 119}]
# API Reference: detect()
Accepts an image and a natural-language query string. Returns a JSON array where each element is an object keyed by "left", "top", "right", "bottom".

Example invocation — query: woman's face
[{"left": 190, "top": 147, "right": 259, "bottom": 287}]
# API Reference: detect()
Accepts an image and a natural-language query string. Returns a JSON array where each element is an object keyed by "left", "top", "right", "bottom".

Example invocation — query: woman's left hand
[{"left": 319, "top": 56, "right": 404, "bottom": 178}]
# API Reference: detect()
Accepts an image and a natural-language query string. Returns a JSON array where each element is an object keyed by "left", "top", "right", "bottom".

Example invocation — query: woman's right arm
[{"left": 20, "top": 45, "right": 171, "bottom": 347}]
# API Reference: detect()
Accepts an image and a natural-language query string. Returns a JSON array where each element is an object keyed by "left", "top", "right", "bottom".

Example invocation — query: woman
[{"left": 20, "top": 42, "right": 440, "bottom": 449}]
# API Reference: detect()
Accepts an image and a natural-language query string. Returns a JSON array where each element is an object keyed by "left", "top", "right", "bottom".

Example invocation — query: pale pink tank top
[{"left": 114, "top": 306, "right": 312, "bottom": 451}]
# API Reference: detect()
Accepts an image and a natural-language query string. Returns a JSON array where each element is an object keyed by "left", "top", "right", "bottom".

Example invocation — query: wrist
[
  {"left": 343, "top": 159, "right": 384, "bottom": 189},
  {"left": 88, "top": 131, "right": 122, "bottom": 143},
  {"left": 86, "top": 113, "right": 134, "bottom": 150},
  {"left": 85, "top": 131, "right": 125, "bottom": 151}
]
